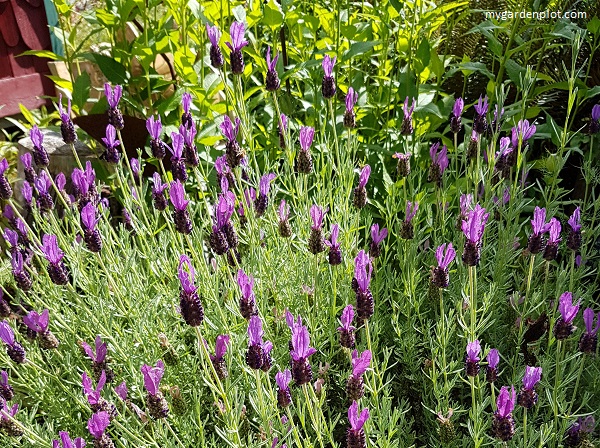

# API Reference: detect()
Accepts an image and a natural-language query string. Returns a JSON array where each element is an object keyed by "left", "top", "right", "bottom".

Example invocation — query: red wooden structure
[{"left": 0, "top": 0, "right": 55, "bottom": 118}]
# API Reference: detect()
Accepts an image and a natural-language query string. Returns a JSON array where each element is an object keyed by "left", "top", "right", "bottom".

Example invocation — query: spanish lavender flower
[
  {"left": 100, "top": 124, "right": 121, "bottom": 164},
  {"left": 353, "top": 165, "right": 370, "bottom": 209},
  {"left": 588, "top": 104, "right": 600, "bottom": 134},
  {"left": 146, "top": 115, "right": 166, "bottom": 159},
  {"left": 34, "top": 170, "right": 54, "bottom": 212},
  {"left": 401, "top": 96, "right": 416, "bottom": 135},
  {"left": 285, "top": 310, "right": 302, "bottom": 352},
  {"left": 246, "top": 315, "right": 273, "bottom": 370},
  {"left": 347, "top": 349, "right": 371, "bottom": 401},
  {"left": 566, "top": 207, "right": 581, "bottom": 251},
  {"left": 87, "top": 411, "right": 114, "bottom": 448},
  {"left": 167, "top": 132, "right": 187, "bottom": 182},
  {"left": 104, "top": 83, "right": 124, "bottom": 130},
  {"left": 400, "top": 201, "right": 418, "bottom": 239},
  {"left": 392, "top": 152, "right": 411, "bottom": 178},
  {"left": 180, "top": 92, "right": 193, "bottom": 129},
  {"left": 20, "top": 152, "right": 36, "bottom": 184},
  {"left": 579, "top": 308, "right": 599, "bottom": 354},
  {"left": 461, "top": 204, "right": 489, "bottom": 266},
  {"left": 465, "top": 340, "right": 481, "bottom": 377},
  {"left": 338, "top": 305, "right": 356, "bottom": 349},
  {"left": 53, "top": 431, "right": 86, "bottom": 448},
  {"left": 206, "top": 23, "right": 224, "bottom": 69},
  {"left": 0, "top": 399, "right": 22, "bottom": 436},
  {"left": 23, "top": 308, "right": 59, "bottom": 349},
  {"left": 114, "top": 380, "right": 147, "bottom": 421},
  {"left": 466, "top": 129, "right": 479, "bottom": 160},
  {"left": 490, "top": 104, "right": 505, "bottom": 133},
  {"left": 82, "top": 371, "right": 115, "bottom": 416},
  {"left": 275, "top": 369, "right": 292, "bottom": 408},
  {"left": 255, "top": 173, "right": 276, "bottom": 217},
  {"left": 55, "top": 171, "right": 66, "bottom": 194},
  {"left": 210, "top": 335, "right": 230, "bottom": 379},
  {"left": 72, "top": 161, "right": 98, "bottom": 209},
  {"left": 11, "top": 251, "right": 32, "bottom": 292},
  {"left": 15, "top": 218, "right": 30, "bottom": 246},
  {"left": 297, "top": 126, "right": 315, "bottom": 174},
  {"left": 81, "top": 336, "right": 114, "bottom": 382},
  {"left": 450, "top": 97, "right": 464, "bottom": 134},
  {"left": 264, "top": 46, "right": 280, "bottom": 91},
  {"left": 237, "top": 269, "right": 258, "bottom": 319},
  {"left": 278, "top": 113, "right": 288, "bottom": 148},
  {"left": 290, "top": 324, "right": 317, "bottom": 385},
  {"left": 511, "top": 119, "right": 536, "bottom": 150},
  {"left": 28, "top": 125, "right": 49, "bottom": 167},
  {"left": 344, "top": 87, "right": 358, "bottom": 128},
  {"left": 564, "top": 415, "right": 596, "bottom": 447},
  {"left": 210, "top": 192, "right": 235, "bottom": 255},
  {"left": 325, "top": 224, "right": 342, "bottom": 265},
  {"left": 41, "top": 234, "right": 69, "bottom": 285},
  {"left": 128, "top": 158, "right": 140, "bottom": 183},
  {"left": 178, "top": 255, "right": 204, "bottom": 327},
  {"left": 150, "top": 173, "right": 168, "bottom": 211},
  {"left": 0, "top": 289, "right": 11, "bottom": 320},
  {"left": 473, "top": 95, "right": 489, "bottom": 134},
  {"left": 527, "top": 206, "right": 549, "bottom": 254},
  {"left": 3, "top": 229, "right": 19, "bottom": 256},
  {"left": 354, "top": 250, "right": 374, "bottom": 321},
  {"left": 81, "top": 202, "right": 102, "bottom": 252},
  {"left": 543, "top": 218, "right": 561, "bottom": 261},
  {"left": 321, "top": 54, "right": 336, "bottom": 99},
  {"left": 278, "top": 199, "right": 292, "bottom": 238},
  {"left": 308, "top": 204, "right": 326, "bottom": 254},
  {"left": 215, "top": 155, "right": 235, "bottom": 191},
  {"left": 0, "top": 371, "right": 13, "bottom": 401},
  {"left": 492, "top": 386, "right": 516, "bottom": 441},
  {"left": 517, "top": 366, "right": 542, "bottom": 409},
  {"left": 428, "top": 142, "right": 449, "bottom": 187},
  {"left": 486, "top": 349, "right": 499, "bottom": 383},
  {"left": 170, "top": 180, "right": 192, "bottom": 234},
  {"left": 141, "top": 360, "right": 168, "bottom": 419},
  {"left": 180, "top": 122, "right": 199, "bottom": 167},
  {"left": 368, "top": 223, "right": 387, "bottom": 258},
  {"left": 0, "top": 322, "right": 25, "bottom": 363},
  {"left": 431, "top": 243, "right": 455, "bottom": 288},
  {"left": 220, "top": 116, "right": 244, "bottom": 168},
  {"left": 347, "top": 401, "right": 369, "bottom": 448},
  {"left": 494, "top": 137, "right": 514, "bottom": 179},
  {"left": 554, "top": 292, "right": 580, "bottom": 340},
  {"left": 226, "top": 21, "right": 248, "bottom": 75},
  {"left": 3, "top": 204, "right": 16, "bottom": 227},
  {"left": 58, "top": 94, "right": 77, "bottom": 144}
]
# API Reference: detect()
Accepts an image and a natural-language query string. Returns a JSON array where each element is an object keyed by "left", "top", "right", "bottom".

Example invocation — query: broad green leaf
[
  {"left": 416, "top": 38, "right": 430, "bottom": 67},
  {"left": 504, "top": 59, "right": 526, "bottom": 89},
  {"left": 19, "top": 104, "right": 35, "bottom": 125},
  {"left": 85, "top": 53, "right": 129, "bottom": 85},
  {"left": 72, "top": 72, "right": 91, "bottom": 112},
  {"left": 343, "top": 41, "right": 379, "bottom": 62},
  {"left": 263, "top": 0, "right": 284, "bottom": 31},
  {"left": 46, "top": 75, "right": 73, "bottom": 92},
  {"left": 587, "top": 17, "right": 600, "bottom": 35}
]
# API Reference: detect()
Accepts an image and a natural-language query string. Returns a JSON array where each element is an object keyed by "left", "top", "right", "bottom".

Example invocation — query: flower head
[
  {"left": 453, "top": 97, "right": 464, "bottom": 118},
  {"left": 206, "top": 24, "right": 221, "bottom": 46},
  {"left": 169, "top": 132, "right": 184, "bottom": 159},
  {"left": 21, "top": 153, "right": 33, "bottom": 170},
  {"left": 474, "top": 95, "right": 489, "bottom": 115},
  {"left": 405, "top": 201, "right": 419, "bottom": 223},
  {"left": 115, "top": 381, "right": 128, "bottom": 401},
  {"left": 466, "top": 340, "right": 481, "bottom": 363},
  {"left": 462, "top": 204, "right": 489, "bottom": 244},
  {"left": 23, "top": 309, "right": 50, "bottom": 334},
  {"left": 259, "top": 173, "right": 276, "bottom": 196},
  {"left": 322, "top": 54, "right": 336, "bottom": 77},
  {"left": 220, "top": 116, "right": 241, "bottom": 142},
  {"left": 558, "top": 292, "right": 580, "bottom": 324},
  {"left": 351, "top": 349, "right": 371, "bottom": 377},
  {"left": 54, "top": 431, "right": 86, "bottom": 448},
  {"left": 226, "top": 21, "right": 248, "bottom": 52},
  {"left": 370, "top": 224, "right": 388, "bottom": 245},
  {"left": 310, "top": 204, "right": 326, "bottom": 230},
  {"left": 30, "top": 125, "right": 44, "bottom": 149},
  {"left": 346, "top": 87, "right": 358, "bottom": 113},
  {"left": 146, "top": 115, "right": 162, "bottom": 140},
  {"left": 104, "top": 84, "right": 122, "bottom": 109},
  {"left": 547, "top": 218, "right": 561, "bottom": 244},
  {"left": 291, "top": 325, "right": 317, "bottom": 361},
  {"left": 435, "top": 243, "right": 456, "bottom": 270},
  {"left": 583, "top": 308, "right": 600, "bottom": 336},
  {"left": 152, "top": 173, "right": 168, "bottom": 195},
  {"left": 3, "top": 229, "right": 18, "bottom": 247},
  {"left": 338, "top": 305, "right": 355, "bottom": 332},
  {"left": 101, "top": 124, "right": 120, "bottom": 149},
  {"left": 81, "top": 336, "right": 107, "bottom": 364},
  {"left": 348, "top": 401, "right": 369, "bottom": 431},
  {"left": 35, "top": 170, "right": 52, "bottom": 195},
  {"left": 593, "top": 104, "right": 600, "bottom": 121},
  {"left": 511, "top": 119, "right": 536, "bottom": 148},
  {"left": 324, "top": 223, "right": 340, "bottom": 249},
  {"left": 82, "top": 370, "right": 106, "bottom": 405},
  {"left": 141, "top": 360, "right": 165, "bottom": 396},
  {"left": 80, "top": 203, "right": 99, "bottom": 231},
  {"left": 530, "top": 207, "right": 549, "bottom": 236},
  {"left": 354, "top": 250, "right": 372, "bottom": 292},
  {"left": 276, "top": 369, "right": 292, "bottom": 389},
  {"left": 568, "top": 207, "right": 581, "bottom": 232},
  {"left": 169, "top": 180, "right": 189, "bottom": 211},
  {"left": 278, "top": 200, "right": 289, "bottom": 221},
  {"left": 403, "top": 96, "right": 416, "bottom": 119},
  {"left": 522, "top": 366, "right": 542, "bottom": 390},
  {"left": 0, "top": 321, "right": 16, "bottom": 346},
  {"left": 496, "top": 386, "right": 516, "bottom": 418},
  {"left": 487, "top": 349, "right": 499, "bottom": 369},
  {"left": 57, "top": 94, "right": 72, "bottom": 122},
  {"left": 248, "top": 315, "right": 264, "bottom": 346},
  {"left": 40, "top": 234, "right": 64, "bottom": 265},
  {"left": 55, "top": 172, "right": 66, "bottom": 191},
  {"left": 214, "top": 335, "right": 230, "bottom": 359},
  {"left": 87, "top": 411, "right": 110, "bottom": 439},
  {"left": 237, "top": 269, "right": 255, "bottom": 303},
  {"left": 178, "top": 255, "right": 196, "bottom": 295},
  {"left": 430, "top": 142, "right": 449, "bottom": 174},
  {"left": 266, "top": 46, "right": 279, "bottom": 71},
  {"left": 299, "top": 127, "right": 315, "bottom": 152},
  {"left": 358, "top": 165, "right": 371, "bottom": 189}
]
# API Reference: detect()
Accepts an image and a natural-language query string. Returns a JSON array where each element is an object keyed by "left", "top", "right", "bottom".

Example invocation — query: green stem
[{"left": 523, "top": 408, "right": 528, "bottom": 447}]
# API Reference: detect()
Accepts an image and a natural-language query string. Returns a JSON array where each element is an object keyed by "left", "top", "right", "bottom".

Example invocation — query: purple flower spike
[
  {"left": 436, "top": 243, "right": 456, "bottom": 270},
  {"left": 583, "top": 308, "right": 600, "bottom": 336},
  {"left": 82, "top": 370, "right": 106, "bottom": 406},
  {"left": 248, "top": 315, "right": 264, "bottom": 347},
  {"left": 310, "top": 204, "right": 326, "bottom": 230},
  {"left": 169, "top": 180, "right": 189, "bottom": 211},
  {"left": 3, "top": 229, "right": 18, "bottom": 248},
  {"left": 206, "top": 24, "right": 221, "bottom": 46},
  {"left": 346, "top": 87, "right": 358, "bottom": 113},
  {"left": 593, "top": 104, "right": 600, "bottom": 121},
  {"left": 487, "top": 349, "right": 499, "bottom": 369},
  {"left": 546, "top": 218, "right": 561, "bottom": 244},
  {"left": 403, "top": 96, "right": 416, "bottom": 120},
  {"left": 474, "top": 95, "right": 489, "bottom": 115},
  {"left": 299, "top": 127, "right": 315, "bottom": 152},
  {"left": 178, "top": 255, "right": 196, "bottom": 295},
  {"left": 496, "top": 386, "right": 516, "bottom": 418},
  {"left": 370, "top": 224, "right": 388, "bottom": 245},
  {"left": 453, "top": 97, "right": 464, "bottom": 118},
  {"left": 405, "top": 201, "right": 419, "bottom": 223},
  {"left": 226, "top": 21, "right": 249, "bottom": 52},
  {"left": 322, "top": 54, "right": 336, "bottom": 77},
  {"left": 81, "top": 336, "right": 107, "bottom": 364},
  {"left": 21, "top": 153, "right": 33, "bottom": 170},
  {"left": 146, "top": 115, "right": 162, "bottom": 140},
  {"left": 358, "top": 165, "right": 371, "bottom": 189},
  {"left": 220, "top": 116, "right": 241, "bottom": 142},
  {"left": 259, "top": 173, "right": 276, "bottom": 196},
  {"left": 55, "top": 431, "right": 87, "bottom": 448},
  {"left": 338, "top": 305, "right": 355, "bottom": 332},
  {"left": 462, "top": 204, "right": 489, "bottom": 244},
  {"left": 530, "top": 207, "right": 548, "bottom": 235},
  {"left": 104, "top": 84, "right": 122, "bottom": 109},
  {"left": 87, "top": 411, "right": 110, "bottom": 439},
  {"left": 0, "top": 322, "right": 15, "bottom": 347},
  {"left": 354, "top": 250, "right": 373, "bottom": 293},
  {"left": 429, "top": 142, "right": 449, "bottom": 176},
  {"left": 580, "top": 308, "right": 600, "bottom": 354},
  {"left": 182, "top": 92, "right": 192, "bottom": 115},
  {"left": 214, "top": 335, "right": 230, "bottom": 359},
  {"left": 512, "top": 119, "right": 536, "bottom": 148},
  {"left": 30, "top": 125, "right": 43, "bottom": 148},
  {"left": 276, "top": 369, "right": 292, "bottom": 390},
  {"left": 466, "top": 340, "right": 481, "bottom": 362},
  {"left": 141, "top": 360, "right": 165, "bottom": 396},
  {"left": 101, "top": 125, "right": 119, "bottom": 148},
  {"left": 278, "top": 200, "right": 289, "bottom": 221},
  {"left": 266, "top": 46, "right": 279, "bottom": 71},
  {"left": 41, "top": 234, "right": 64, "bottom": 262},
  {"left": 351, "top": 349, "right": 371, "bottom": 377},
  {"left": 522, "top": 366, "right": 542, "bottom": 390},
  {"left": 80, "top": 203, "right": 99, "bottom": 231},
  {"left": 348, "top": 401, "right": 369, "bottom": 431},
  {"left": 23, "top": 309, "right": 50, "bottom": 333},
  {"left": 291, "top": 325, "right": 317, "bottom": 361},
  {"left": 558, "top": 292, "right": 580, "bottom": 324},
  {"left": 568, "top": 207, "right": 581, "bottom": 232},
  {"left": 34, "top": 170, "right": 51, "bottom": 195},
  {"left": 115, "top": 381, "right": 127, "bottom": 401}
]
